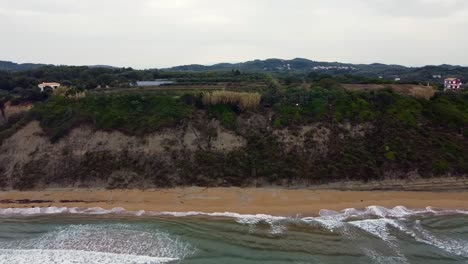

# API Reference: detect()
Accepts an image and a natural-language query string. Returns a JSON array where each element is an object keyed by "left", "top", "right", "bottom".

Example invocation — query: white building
[{"left": 38, "top": 82, "right": 61, "bottom": 92}]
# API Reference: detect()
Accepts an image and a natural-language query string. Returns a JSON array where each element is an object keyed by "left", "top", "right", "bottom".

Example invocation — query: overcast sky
[{"left": 0, "top": 0, "right": 467, "bottom": 68}]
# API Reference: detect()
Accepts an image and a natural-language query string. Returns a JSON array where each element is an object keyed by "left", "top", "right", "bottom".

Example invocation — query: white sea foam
[
  {"left": 363, "top": 248, "right": 408, "bottom": 264},
  {"left": 1, "top": 205, "right": 467, "bottom": 238},
  {"left": 1, "top": 205, "right": 467, "bottom": 236},
  {"left": 413, "top": 221, "right": 468, "bottom": 257},
  {"left": 0, "top": 224, "right": 196, "bottom": 263},
  {"left": 0, "top": 249, "right": 176, "bottom": 264},
  {"left": 350, "top": 219, "right": 409, "bottom": 263},
  {"left": 1, "top": 205, "right": 466, "bottom": 219},
  {"left": 0, "top": 205, "right": 467, "bottom": 262}
]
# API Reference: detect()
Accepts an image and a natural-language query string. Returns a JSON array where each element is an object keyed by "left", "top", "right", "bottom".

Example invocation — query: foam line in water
[
  {"left": 0, "top": 249, "right": 177, "bottom": 264},
  {"left": 1, "top": 205, "right": 467, "bottom": 220}
]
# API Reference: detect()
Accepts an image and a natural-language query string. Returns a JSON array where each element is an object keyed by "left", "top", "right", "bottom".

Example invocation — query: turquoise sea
[{"left": 0, "top": 206, "right": 467, "bottom": 263}]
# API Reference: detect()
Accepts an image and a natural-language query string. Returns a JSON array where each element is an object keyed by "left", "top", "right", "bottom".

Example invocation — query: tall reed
[{"left": 203, "top": 91, "right": 261, "bottom": 110}]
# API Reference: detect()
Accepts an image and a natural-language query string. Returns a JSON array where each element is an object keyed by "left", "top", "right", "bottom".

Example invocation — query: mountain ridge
[
  {"left": 163, "top": 58, "right": 468, "bottom": 82},
  {"left": 0, "top": 60, "right": 116, "bottom": 72},
  {"left": 1, "top": 58, "right": 467, "bottom": 82}
]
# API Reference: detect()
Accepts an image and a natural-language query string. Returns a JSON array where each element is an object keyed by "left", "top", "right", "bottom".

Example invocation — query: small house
[
  {"left": 38, "top": 82, "right": 61, "bottom": 92},
  {"left": 444, "top": 78, "right": 462, "bottom": 91}
]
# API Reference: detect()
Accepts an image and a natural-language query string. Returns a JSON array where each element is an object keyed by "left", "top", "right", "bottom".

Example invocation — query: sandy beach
[{"left": 1, "top": 187, "right": 468, "bottom": 216}]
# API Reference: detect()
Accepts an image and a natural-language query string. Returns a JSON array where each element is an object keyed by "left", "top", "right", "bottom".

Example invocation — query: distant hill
[
  {"left": 88, "top": 65, "right": 118, "bottom": 69},
  {"left": 165, "top": 58, "right": 468, "bottom": 83},
  {"left": 166, "top": 58, "right": 411, "bottom": 72},
  {"left": 2, "top": 58, "right": 468, "bottom": 83},
  {"left": 0, "top": 60, "right": 48, "bottom": 72},
  {"left": 0, "top": 60, "right": 117, "bottom": 72}
]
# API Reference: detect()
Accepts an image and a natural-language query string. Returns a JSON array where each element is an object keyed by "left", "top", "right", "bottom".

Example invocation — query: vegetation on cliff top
[{"left": 31, "top": 94, "right": 193, "bottom": 141}]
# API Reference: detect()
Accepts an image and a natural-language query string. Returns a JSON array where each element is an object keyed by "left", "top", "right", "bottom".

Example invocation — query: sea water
[{"left": 0, "top": 206, "right": 467, "bottom": 264}]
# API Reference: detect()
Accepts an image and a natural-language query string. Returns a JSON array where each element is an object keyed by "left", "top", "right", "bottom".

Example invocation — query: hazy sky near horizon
[{"left": 0, "top": 0, "right": 467, "bottom": 68}]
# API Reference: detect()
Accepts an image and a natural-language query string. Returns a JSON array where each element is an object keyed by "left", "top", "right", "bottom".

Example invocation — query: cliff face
[
  {"left": 0, "top": 117, "right": 248, "bottom": 190},
  {"left": 0, "top": 103, "right": 32, "bottom": 126},
  {"left": 0, "top": 111, "right": 466, "bottom": 190}
]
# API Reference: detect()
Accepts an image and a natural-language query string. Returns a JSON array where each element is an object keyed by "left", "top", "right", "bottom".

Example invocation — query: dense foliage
[
  {"left": 31, "top": 95, "right": 193, "bottom": 141},
  {"left": 0, "top": 66, "right": 269, "bottom": 91},
  {"left": 167, "top": 58, "right": 468, "bottom": 84}
]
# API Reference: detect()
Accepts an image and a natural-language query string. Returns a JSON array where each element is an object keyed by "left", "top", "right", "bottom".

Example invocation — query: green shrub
[
  {"left": 424, "top": 98, "right": 468, "bottom": 128},
  {"left": 274, "top": 104, "right": 302, "bottom": 126},
  {"left": 333, "top": 91, "right": 378, "bottom": 122},
  {"left": 272, "top": 87, "right": 331, "bottom": 126},
  {"left": 32, "top": 94, "right": 193, "bottom": 141},
  {"left": 385, "top": 95, "right": 423, "bottom": 126},
  {"left": 209, "top": 104, "right": 237, "bottom": 130},
  {"left": 433, "top": 160, "right": 449, "bottom": 174},
  {"left": 385, "top": 151, "right": 397, "bottom": 161}
]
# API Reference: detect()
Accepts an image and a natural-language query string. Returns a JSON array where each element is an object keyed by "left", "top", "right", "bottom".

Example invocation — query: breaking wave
[
  {"left": 0, "top": 249, "right": 176, "bottom": 264},
  {"left": 0, "top": 223, "right": 195, "bottom": 264},
  {"left": 1, "top": 206, "right": 468, "bottom": 262},
  {"left": 1, "top": 205, "right": 467, "bottom": 219}
]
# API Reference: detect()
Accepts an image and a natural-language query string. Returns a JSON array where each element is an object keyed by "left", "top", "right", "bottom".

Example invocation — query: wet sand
[{"left": 1, "top": 188, "right": 468, "bottom": 216}]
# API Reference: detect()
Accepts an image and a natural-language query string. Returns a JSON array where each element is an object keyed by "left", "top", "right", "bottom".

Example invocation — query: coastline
[{"left": 1, "top": 187, "right": 468, "bottom": 216}]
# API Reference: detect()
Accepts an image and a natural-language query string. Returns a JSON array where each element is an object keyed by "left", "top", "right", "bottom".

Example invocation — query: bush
[
  {"left": 385, "top": 151, "right": 397, "bottom": 161},
  {"left": 272, "top": 87, "right": 330, "bottom": 126},
  {"left": 334, "top": 92, "right": 377, "bottom": 122},
  {"left": 32, "top": 94, "right": 193, "bottom": 141},
  {"left": 424, "top": 97, "right": 468, "bottom": 128},
  {"left": 433, "top": 160, "right": 449, "bottom": 174},
  {"left": 385, "top": 95, "right": 423, "bottom": 126},
  {"left": 209, "top": 105, "right": 237, "bottom": 130}
]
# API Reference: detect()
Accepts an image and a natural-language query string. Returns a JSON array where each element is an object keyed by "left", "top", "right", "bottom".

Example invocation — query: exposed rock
[
  {"left": 0, "top": 120, "right": 248, "bottom": 189},
  {"left": 274, "top": 124, "right": 330, "bottom": 155}
]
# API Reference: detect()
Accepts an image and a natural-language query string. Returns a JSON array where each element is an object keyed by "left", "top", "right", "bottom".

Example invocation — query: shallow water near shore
[{"left": 0, "top": 206, "right": 467, "bottom": 264}]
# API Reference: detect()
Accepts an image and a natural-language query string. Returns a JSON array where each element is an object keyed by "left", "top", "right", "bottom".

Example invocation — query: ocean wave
[
  {"left": 0, "top": 249, "right": 177, "bottom": 264},
  {"left": 0, "top": 224, "right": 195, "bottom": 264},
  {"left": 0, "top": 206, "right": 467, "bottom": 262},
  {"left": 1, "top": 205, "right": 467, "bottom": 237},
  {"left": 1, "top": 205, "right": 467, "bottom": 220}
]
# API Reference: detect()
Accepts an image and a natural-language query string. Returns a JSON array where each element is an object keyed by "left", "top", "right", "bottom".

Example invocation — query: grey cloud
[
  {"left": 0, "top": 0, "right": 467, "bottom": 67},
  {"left": 362, "top": 0, "right": 468, "bottom": 17}
]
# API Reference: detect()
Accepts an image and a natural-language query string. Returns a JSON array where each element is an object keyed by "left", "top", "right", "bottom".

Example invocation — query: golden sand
[{"left": 1, "top": 188, "right": 468, "bottom": 216}]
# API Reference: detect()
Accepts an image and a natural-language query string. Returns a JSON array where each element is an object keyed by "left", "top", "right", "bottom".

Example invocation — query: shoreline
[{"left": 1, "top": 187, "right": 468, "bottom": 216}]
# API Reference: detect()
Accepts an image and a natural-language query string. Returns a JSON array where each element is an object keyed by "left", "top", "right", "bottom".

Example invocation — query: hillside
[
  {"left": 0, "top": 86, "right": 466, "bottom": 190},
  {"left": 2, "top": 58, "right": 468, "bottom": 85},
  {"left": 0, "top": 60, "right": 115, "bottom": 72},
  {"left": 166, "top": 58, "right": 468, "bottom": 83},
  {"left": 0, "top": 61, "right": 48, "bottom": 72}
]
